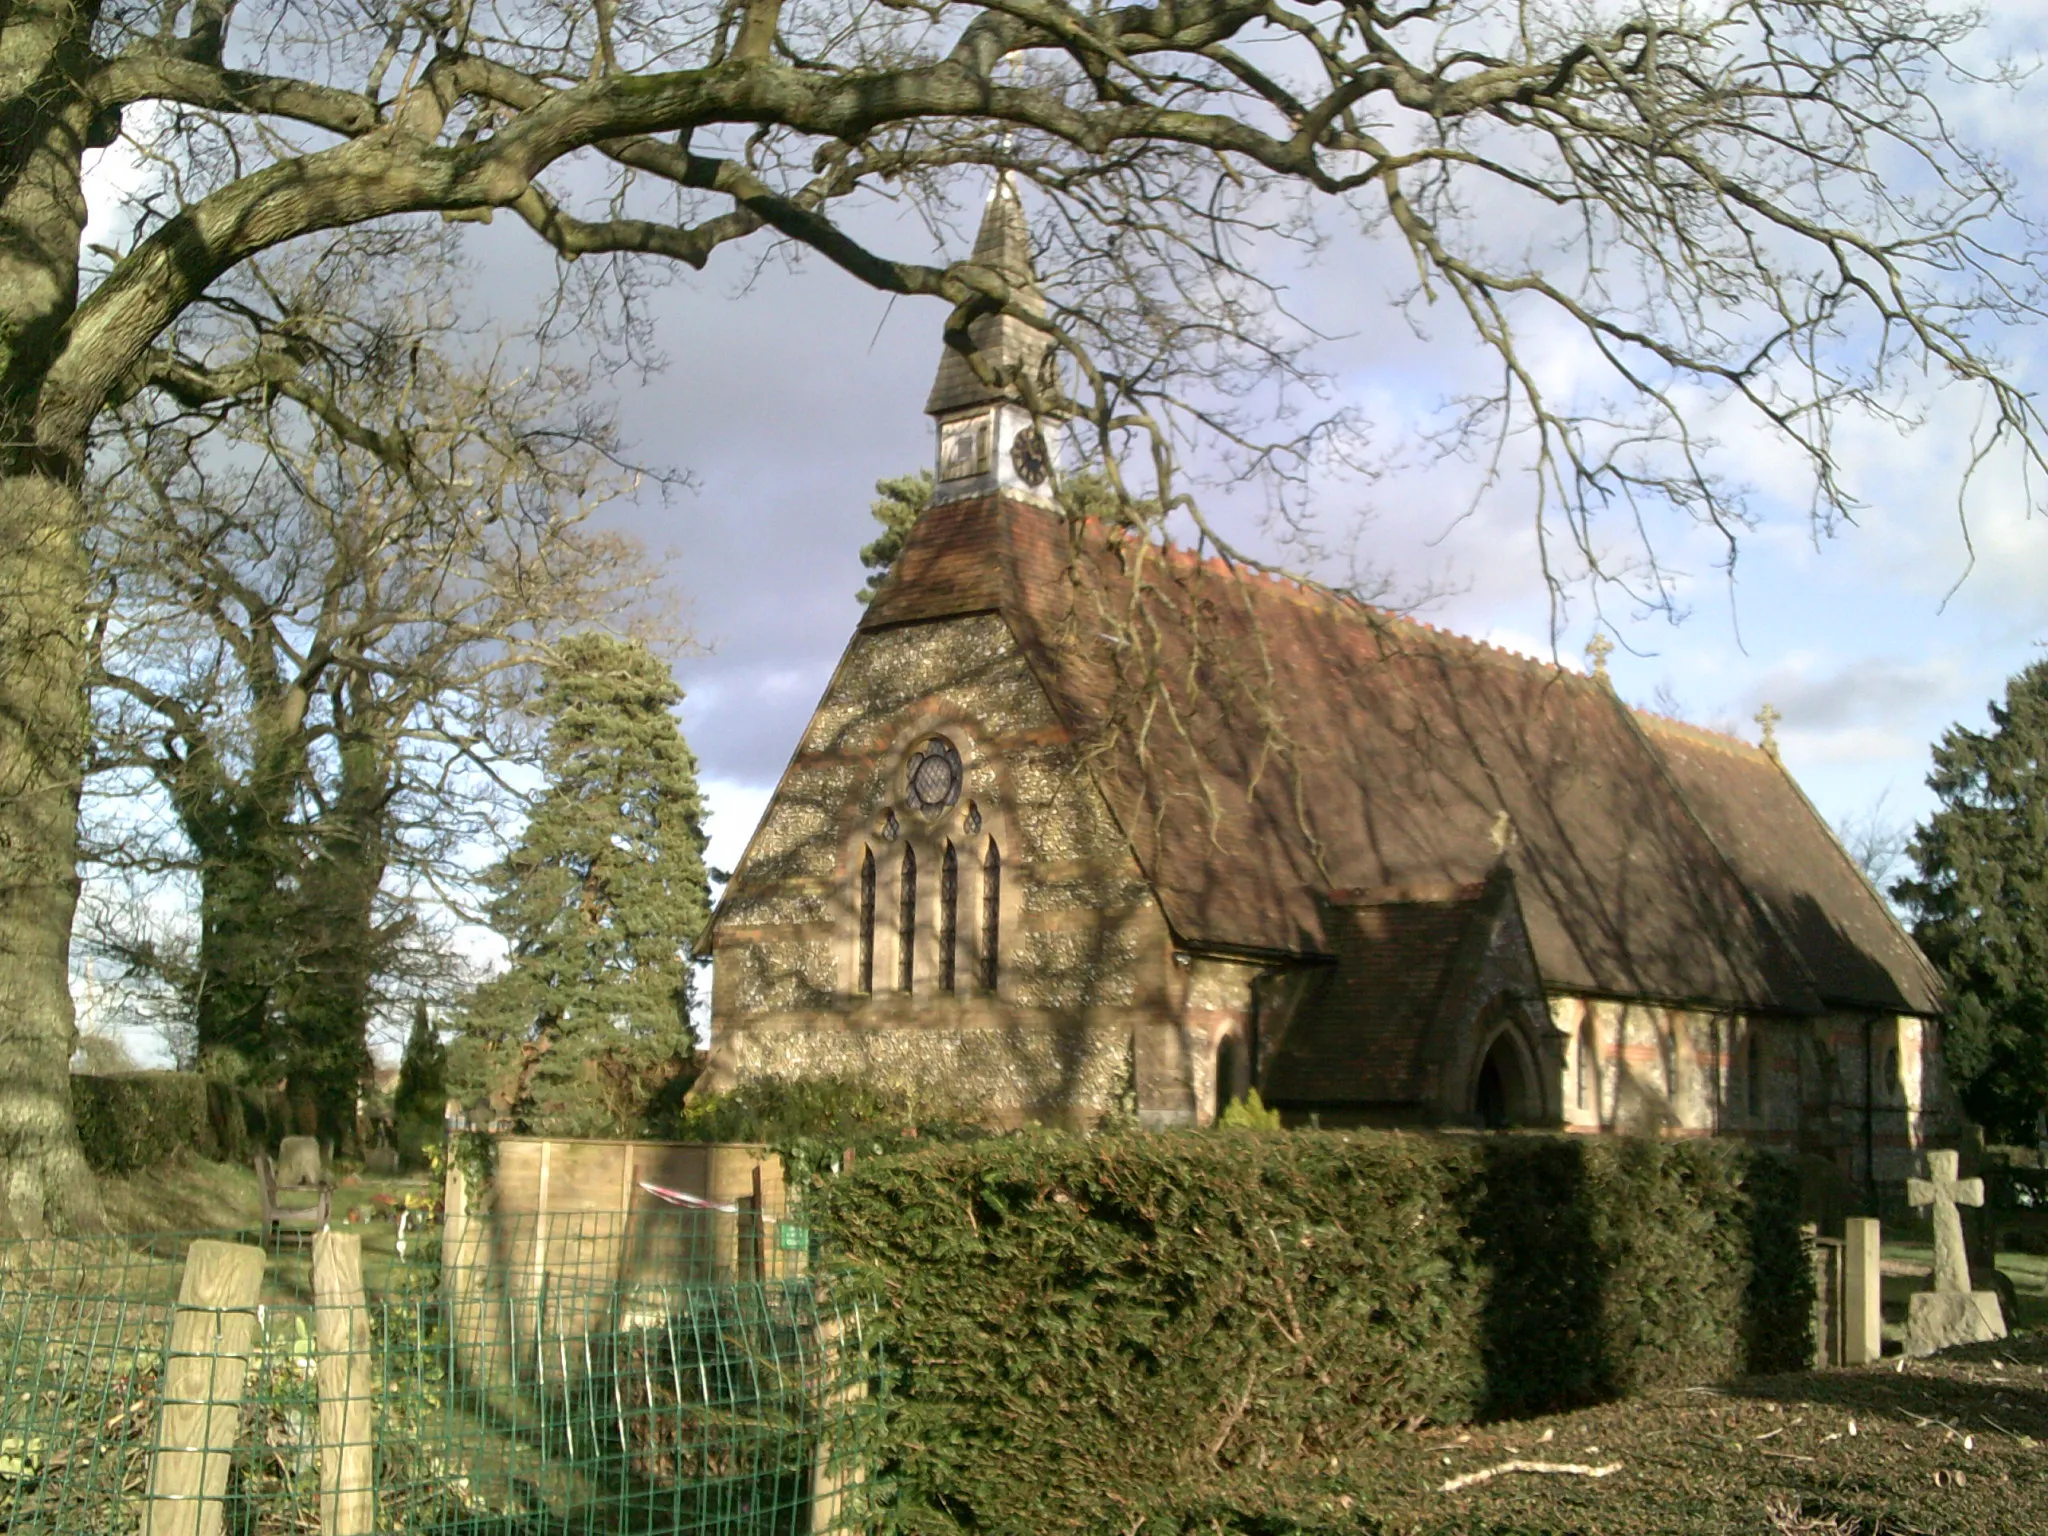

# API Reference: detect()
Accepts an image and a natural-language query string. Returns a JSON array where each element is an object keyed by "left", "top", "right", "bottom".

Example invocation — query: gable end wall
[{"left": 705, "top": 613, "right": 1183, "bottom": 1125}]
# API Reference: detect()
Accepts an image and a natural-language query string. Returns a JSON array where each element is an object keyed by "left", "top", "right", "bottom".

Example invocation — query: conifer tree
[
  {"left": 393, "top": 1001, "right": 447, "bottom": 1166},
  {"left": 1896, "top": 660, "right": 2048, "bottom": 1140},
  {"left": 457, "top": 636, "right": 710, "bottom": 1136},
  {"left": 856, "top": 472, "right": 933, "bottom": 604}
]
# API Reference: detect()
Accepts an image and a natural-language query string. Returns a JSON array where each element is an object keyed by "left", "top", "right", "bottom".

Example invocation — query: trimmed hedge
[
  {"left": 71, "top": 1072, "right": 286, "bottom": 1172},
  {"left": 812, "top": 1130, "right": 1810, "bottom": 1536}
]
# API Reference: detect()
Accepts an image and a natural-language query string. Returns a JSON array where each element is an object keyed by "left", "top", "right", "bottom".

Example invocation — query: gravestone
[
  {"left": 277, "top": 1136, "right": 326, "bottom": 1188},
  {"left": 1904, "top": 1149, "right": 2005, "bottom": 1357}
]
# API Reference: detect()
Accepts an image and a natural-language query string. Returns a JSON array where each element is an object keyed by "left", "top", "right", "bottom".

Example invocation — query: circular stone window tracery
[{"left": 904, "top": 736, "right": 964, "bottom": 816}]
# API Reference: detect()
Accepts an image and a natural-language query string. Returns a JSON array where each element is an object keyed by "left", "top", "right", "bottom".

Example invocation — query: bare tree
[
  {"left": 1834, "top": 790, "right": 1911, "bottom": 901},
  {"left": 84, "top": 233, "right": 659, "bottom": 1146},
  {"left": 0, "top": 0, "right": 2040, "bottom": 1228}
]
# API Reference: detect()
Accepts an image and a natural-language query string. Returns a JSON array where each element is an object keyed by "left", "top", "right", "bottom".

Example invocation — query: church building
[{"left": 698, "top": 182, "right": 1956, "bottom": 1188}]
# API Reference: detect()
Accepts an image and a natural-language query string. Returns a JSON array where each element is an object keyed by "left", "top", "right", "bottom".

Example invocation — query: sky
[{"left": 68, "top": 5, "right": 2048, "bottom": 1061}]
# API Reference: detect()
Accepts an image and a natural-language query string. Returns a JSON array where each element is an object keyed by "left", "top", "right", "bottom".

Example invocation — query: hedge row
[
  {"left": 812, "top": 1130, "right": 1810, "bottom": 1536},
  {"left": 71, "top": 1072, "right": 290, "bottom": 1173}
]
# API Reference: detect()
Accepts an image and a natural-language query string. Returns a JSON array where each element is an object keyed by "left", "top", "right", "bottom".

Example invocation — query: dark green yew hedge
[
  {"left": 72, "top": 1072, "right": 285, "bottom": 1172},
  {"left": 812, "top": 1130, "right": 1809, "bottom": 1536}
]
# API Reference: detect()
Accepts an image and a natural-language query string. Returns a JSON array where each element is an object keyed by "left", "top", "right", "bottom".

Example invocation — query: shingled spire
[
  {"left": 926, "top": 175, "right": 1062, "bottom": 508},
  {"left": 925, "top": 174, "right": 1051, "bottom": 417}
]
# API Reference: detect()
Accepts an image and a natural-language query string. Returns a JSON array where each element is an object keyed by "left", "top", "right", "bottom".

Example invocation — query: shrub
[
  {"left": 812, "top": 1130, "right": 1809, "bottom": 1536},
  {"left": 675, "top": 1073, "right": 984, "bottom": 1191},
  {"left": 72, "top": 1072, "right": 284, "bottom": 1172},
  {"left": 1217, "top": 1086, "right": 1283, "bottom": 1129}
]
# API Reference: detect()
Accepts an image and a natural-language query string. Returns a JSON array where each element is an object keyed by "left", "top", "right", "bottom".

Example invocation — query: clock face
[{"left": 1010, "top": 427, "right": 1049, "bottom": 487}]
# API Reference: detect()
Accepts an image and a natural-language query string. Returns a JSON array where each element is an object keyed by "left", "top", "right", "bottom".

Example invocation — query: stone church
[{"left": 698, "top": 182, "right": 1956, "bottom": 1188}]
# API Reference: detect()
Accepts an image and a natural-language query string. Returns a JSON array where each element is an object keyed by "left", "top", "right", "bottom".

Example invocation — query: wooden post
[
  {"left": 1843, "top": 1216, "right": 1883, "bottom": 1366},
  {"left": 751, "top": 1162, "right": 768, "bottom": 1284},
  {"left": 313, "top": 1232, "right": 376, "bottom": 1536},
  {"left": 808, "top": 1301, "right": 868, "bottom": 1536},
  {"left": 143, "top": 1240, "right": 267, "bottom": 1536}
]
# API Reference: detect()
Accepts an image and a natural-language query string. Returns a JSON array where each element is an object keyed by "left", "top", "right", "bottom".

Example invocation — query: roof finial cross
[
  {"left": 1907, "top": 1149, "right": 1984, "bottom": 1294},
  {"left": 1755, "top": 702, "right": 1781, "bottom": 759},
  {"left": 1584, "top": 631, "right": 1614, "bottom": 683}
]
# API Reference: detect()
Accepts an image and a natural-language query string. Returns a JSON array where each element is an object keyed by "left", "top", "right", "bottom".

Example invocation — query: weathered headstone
[
  {"left": 1904, "top": 1149, "right": 2005, "bottom": 1357},
  {"left": 277, "top": 1136, "right": 326, "bottom": 1188}
]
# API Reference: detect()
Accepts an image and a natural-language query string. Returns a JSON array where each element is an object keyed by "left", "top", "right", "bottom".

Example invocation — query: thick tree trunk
[
  {"left": 193, "top": 857, "right": 281, "bottom": 1068},
  {"left": 0, "top": 4, "right": 112, "bottom": 1231},
  {"left": 0, "top": 469, "right": 103, "bottom": 1233}
]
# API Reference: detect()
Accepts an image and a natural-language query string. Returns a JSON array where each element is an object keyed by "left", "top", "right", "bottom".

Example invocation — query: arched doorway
[
  {"left": 1471, "top": 1025, "right": 1541, "bottom": 1129},
  {"left": 1215, "top": 1033, "right": 1245, "bottom": 1116}
]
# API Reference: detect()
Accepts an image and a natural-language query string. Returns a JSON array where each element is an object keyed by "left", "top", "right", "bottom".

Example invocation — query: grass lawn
[{"left": 91, "top": 1152, "right": 438, "bottom": 1299}]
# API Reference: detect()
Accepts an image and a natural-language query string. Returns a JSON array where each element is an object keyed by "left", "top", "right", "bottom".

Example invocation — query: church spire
[
  {"left": 926, "top": 174, "right": 1061, "bottom": 506},
  {"left": 925, "top": 174, "right": 1051, "bottom": 417}
]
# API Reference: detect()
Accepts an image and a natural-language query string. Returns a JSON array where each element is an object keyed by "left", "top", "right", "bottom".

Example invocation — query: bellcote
[{"left": 927, "top": 175, "right": 1062, "bottom": 508}]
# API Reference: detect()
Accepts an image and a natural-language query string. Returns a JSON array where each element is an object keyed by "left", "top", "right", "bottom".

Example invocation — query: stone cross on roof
[
  {"left": 1755, "top": 702, "right": 1781, "bottom": 759},
  {"left": 1907, "top": 1148, "right": 1982, "bottom": 1294},
  {"left": 1584, "top": 632, "right": 1614, "bottom": 683}
]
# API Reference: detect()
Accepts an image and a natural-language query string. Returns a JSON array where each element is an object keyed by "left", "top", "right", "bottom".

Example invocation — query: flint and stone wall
[{"left": 1551, "top": 997, "right": 1956, "bottom": 1186}]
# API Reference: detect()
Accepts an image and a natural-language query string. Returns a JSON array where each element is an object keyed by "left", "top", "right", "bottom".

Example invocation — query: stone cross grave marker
[
  {"left": 1906, "top": 1148, "right": 1980, "bottom": 1294},
  {"left": 1903, "top": 1148, "right": 2006, "bottom": 1356}
]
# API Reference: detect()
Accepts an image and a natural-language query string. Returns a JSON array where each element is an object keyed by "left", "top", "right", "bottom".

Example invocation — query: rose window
[{"left": 905, "top": 736, "right": 963, "bottom": 815}]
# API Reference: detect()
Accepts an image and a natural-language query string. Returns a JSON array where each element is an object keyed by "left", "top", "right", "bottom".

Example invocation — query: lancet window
[
  {"left": 857, "top": 846, "right": 875, "bottom": 994},
  {"left": 849, "top": 735, "right": 1008, "bottom": 1000},
  {"left": 1576, "top": 1021, "right": 1597, "bottom": 1112},
  {"left": 939, "top": 841, "right": 958, "bottom": 993},
  {"left": 980, "top": 839, "right": 1001, "bottom": 992},
  {"left": 898, "top": 845, "right": 918, "bottom": 992}
]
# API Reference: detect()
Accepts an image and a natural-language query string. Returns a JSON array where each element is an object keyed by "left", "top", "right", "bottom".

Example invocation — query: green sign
[{"left": 777, "top": 1221, "right": 810, "bottom": 1252}]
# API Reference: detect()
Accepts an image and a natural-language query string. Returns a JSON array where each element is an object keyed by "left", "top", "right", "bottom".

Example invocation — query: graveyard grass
[
  {"left": 95, "top": 1148, "right": 429, "bottom": 1235},
  {"left": 1243, "top": 1331, "right": 2048, "bottom": 1536}
]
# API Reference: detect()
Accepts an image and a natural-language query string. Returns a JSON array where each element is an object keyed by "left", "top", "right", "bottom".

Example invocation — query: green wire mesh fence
[{"left": 0, "top": 1210, "right": 880, "bottom": 1536}]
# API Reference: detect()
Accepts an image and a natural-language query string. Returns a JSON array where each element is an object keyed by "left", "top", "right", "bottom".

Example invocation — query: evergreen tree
[
  {"left": 856, "top": 471, "right": 933, "bottom": 604},
  {"left": 1896, "top": 660, "right": 2048, "bottom": 1140},
  {"left": 457, "top": 636, "right": 711, "bottom": 1136},
  {"left": 393, "top": 1000, "right": 447, "bottom": 1166}
]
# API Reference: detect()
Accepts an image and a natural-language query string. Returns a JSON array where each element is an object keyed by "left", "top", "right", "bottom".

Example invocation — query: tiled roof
[
  {"left": 863, "top": 493, "right": 1942, "bottom": 1016},
  {"left": 1262, "top": 887, "right": 1488, "bottom": 1104}
]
